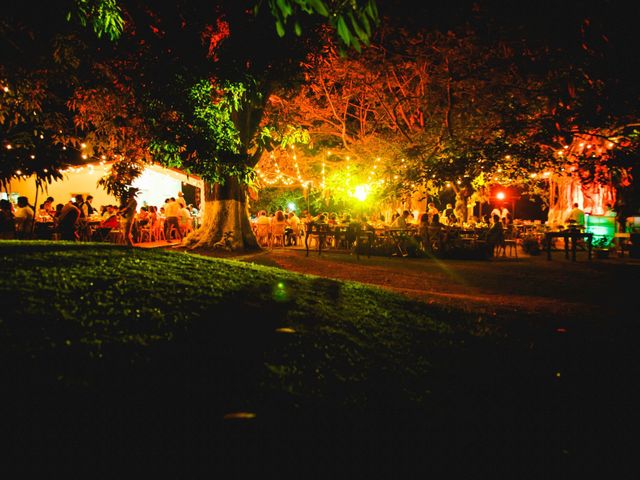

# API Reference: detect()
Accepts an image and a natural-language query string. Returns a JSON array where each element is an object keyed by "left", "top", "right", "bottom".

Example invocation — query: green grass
[
  {"left": 0, "top": 241, "right": 470, "bottom": 405},
  {"left": 1, "top": 240, "right": 634, "bottom": 476}
]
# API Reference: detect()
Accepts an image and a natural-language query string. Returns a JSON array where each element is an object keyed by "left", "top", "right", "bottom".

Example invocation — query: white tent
[{"left": 2, "top": 162, "right": 204, "bottom": 213}]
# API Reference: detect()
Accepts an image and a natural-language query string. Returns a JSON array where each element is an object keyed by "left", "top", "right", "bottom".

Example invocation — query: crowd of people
[
  {"left": 0, "top": 189, "right": 200, "bottom": 245},
  {"left": 249, "top": 202, "right": 517, "bottom": 257}
]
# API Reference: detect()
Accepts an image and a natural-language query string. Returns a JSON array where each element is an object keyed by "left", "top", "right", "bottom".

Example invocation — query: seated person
[
  {"left": 486, "top": 214, "right": 505, "bottom": 257},
  {"left": 92, "top": 205, "right": 120, "bottom": 241},
  {"left": 136, "top": 206, "right": 150, "bottom": 228},
  {"left": 0, "top": 199, "right": 16, "bottom": 239},
  {"left": 286, "top": 211, "right": 301, "bottom": 246},
  {"left": 14, "top": 196, "right": 35, "bottom": 239},
  {"left": 391, "top": 210, "right": 411, "bottom": 228},
  {"left": 564, "top": 203, "right": 585, "bottom": 228},
  {"left": 427, "top": 214, "right": 445, "bottom": 252}
]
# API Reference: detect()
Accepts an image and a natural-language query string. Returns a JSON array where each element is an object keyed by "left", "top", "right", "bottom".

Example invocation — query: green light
[
  {"left": 273, "top": 281, "right": 289, "bottom": 302},
  {"left": 585, "top": 215, "right": 615, "bottom": 246}
]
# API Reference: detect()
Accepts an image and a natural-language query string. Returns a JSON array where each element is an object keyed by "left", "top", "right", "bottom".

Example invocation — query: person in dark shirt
[
  {"left": 57, "top": 199, "right": 81, "bottom": 240},
  {"left": 0, "top": 199, "right": 16, "bottom": 239}
]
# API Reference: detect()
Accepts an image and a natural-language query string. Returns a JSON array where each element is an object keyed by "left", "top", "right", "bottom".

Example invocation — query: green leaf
[
  {"left": 352, "top": 36, "right": 361, "bottom": 52},
  {"left": 336, "top": 15, "right": 351, "bottom": 46},
  {"left": 275, "top": 19, "right": 285, "bottom": 37},
  {"left": 308, "top": 0, "right": 329, "bottom": 17},
  {"left": 360, "top": 13, "right": 371, "bottom": 37},
  {"left": 276, "top": 0, "right": 293, "bottom": 20},
  {"left": 294, "top": 20, "right": 302, "bottom": 36},
  {"left": 349, "top": 13, "right": 369, "bottom": 45}
]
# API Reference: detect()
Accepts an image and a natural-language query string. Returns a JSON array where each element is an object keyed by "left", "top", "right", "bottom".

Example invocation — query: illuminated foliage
[{"left": 66, "top": 0, "right": 124, "bottom": 41}]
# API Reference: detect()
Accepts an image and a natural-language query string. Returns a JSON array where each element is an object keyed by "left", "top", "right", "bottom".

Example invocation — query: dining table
[{"left": 545, "top": 228, "right": 593, "bottom": 261}]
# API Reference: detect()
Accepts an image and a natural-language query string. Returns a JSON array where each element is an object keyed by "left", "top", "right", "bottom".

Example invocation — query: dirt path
[{"left": 181, "top": 245, "right": 635, "bottom": 322}]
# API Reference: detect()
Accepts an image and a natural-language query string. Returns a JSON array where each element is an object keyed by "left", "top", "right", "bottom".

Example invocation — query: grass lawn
[{"left": 1, "top": 241, "right": 637, "bottom": 476}]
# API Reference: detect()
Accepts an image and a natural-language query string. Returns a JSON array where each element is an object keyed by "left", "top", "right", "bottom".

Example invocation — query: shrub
[{"left": 521, "top": 235, "right": 541, "bottom": 255}]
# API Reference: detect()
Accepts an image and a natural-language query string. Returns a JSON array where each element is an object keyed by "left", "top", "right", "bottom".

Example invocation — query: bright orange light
[{"left": 496, "top": 191, "right": 506, "bottom": 200}]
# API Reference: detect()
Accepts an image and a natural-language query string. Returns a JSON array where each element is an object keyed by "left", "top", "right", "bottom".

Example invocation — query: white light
[
  {"left": 354, "top": 185, "right": 368, "bottom": 201},
  {"left": 2, "top": 86, "right": 8, "bottom": 93},
  {"left": 16, "top": 170, "right": 22, "bottom": 175},
  {"left": 287, "top": 202, "right": 296, "bottom": 211}
]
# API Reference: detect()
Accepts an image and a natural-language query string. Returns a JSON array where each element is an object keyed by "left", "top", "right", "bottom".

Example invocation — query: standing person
[
  {"left": 163, "top": 197, "right": 182, "bottom": 242},
  {"left": 119, "top": 187, "right": 138, "bottom": 246},
  {"left": 176, "top": 191, "right": 187, "bottom": 209},
  {"left": 57, "top": 198, "right": 81, "bottom": 240},
  {"left": 14, "top": 196, "right": 35, "bottom": 239},
  {"left": 0, "top": 199, "right": 16, "bottom": 239}
]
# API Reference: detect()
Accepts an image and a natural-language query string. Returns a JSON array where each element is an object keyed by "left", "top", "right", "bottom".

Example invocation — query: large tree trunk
[{"left": 183, "top": 177, "right": 259, "bottom": 251}]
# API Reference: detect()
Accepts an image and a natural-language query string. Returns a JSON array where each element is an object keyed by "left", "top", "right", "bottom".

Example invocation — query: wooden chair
[
  {"left": 137, "top": 222, "right": 153, "bottom": 243},
  {"left": 180, "top": 217, "right": 194, "bottom": 237},
  {"left": 270, "top": 222, "right": 287, "bottom": 248},
  {"left": 305, "top": 222, "right": 331, "bottom": 256},
  {"left": 167, "top": 224, "right": 182, "bottom": 241},
  {"left": 154, "top": 218, "right": 166, "bottom": 241},
  {"left": 107, "top": 219, "right": 127, "bottom": 245},
  {"left": 497, "top": 228, "right": 518, "bottom": 258},
  {"left": 255, "top": 223, "right": 270, "bottom": 247}
]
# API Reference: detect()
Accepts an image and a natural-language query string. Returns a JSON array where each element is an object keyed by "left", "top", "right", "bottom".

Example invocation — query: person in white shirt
[
  {"left": 391, "top": 210, "right": 410, "bottom": 228},
  {"left": 14, "top": 196, "right": 34, "bottom": 239},
  {"left": 565, "top": 203, "right": 585, "bottom": 227},
  {"left": 286, "top": 211, "right": 301, "bottom": 246}
]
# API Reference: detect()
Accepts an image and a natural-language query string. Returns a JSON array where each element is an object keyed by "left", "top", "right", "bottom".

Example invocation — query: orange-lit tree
[
  {"left": 108, "top": 0, "right": 379, "bottom": 250},
  {"left": 2, "top": 0, "right": 379, "bottom": 250},
  {"left": 276, "top": 2, "right": 640, "bottom": 224}
]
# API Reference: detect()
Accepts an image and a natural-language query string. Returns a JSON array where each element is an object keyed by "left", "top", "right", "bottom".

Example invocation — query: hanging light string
[{"left": 255, "top": 145, "right": 311, "bottom": 187}]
